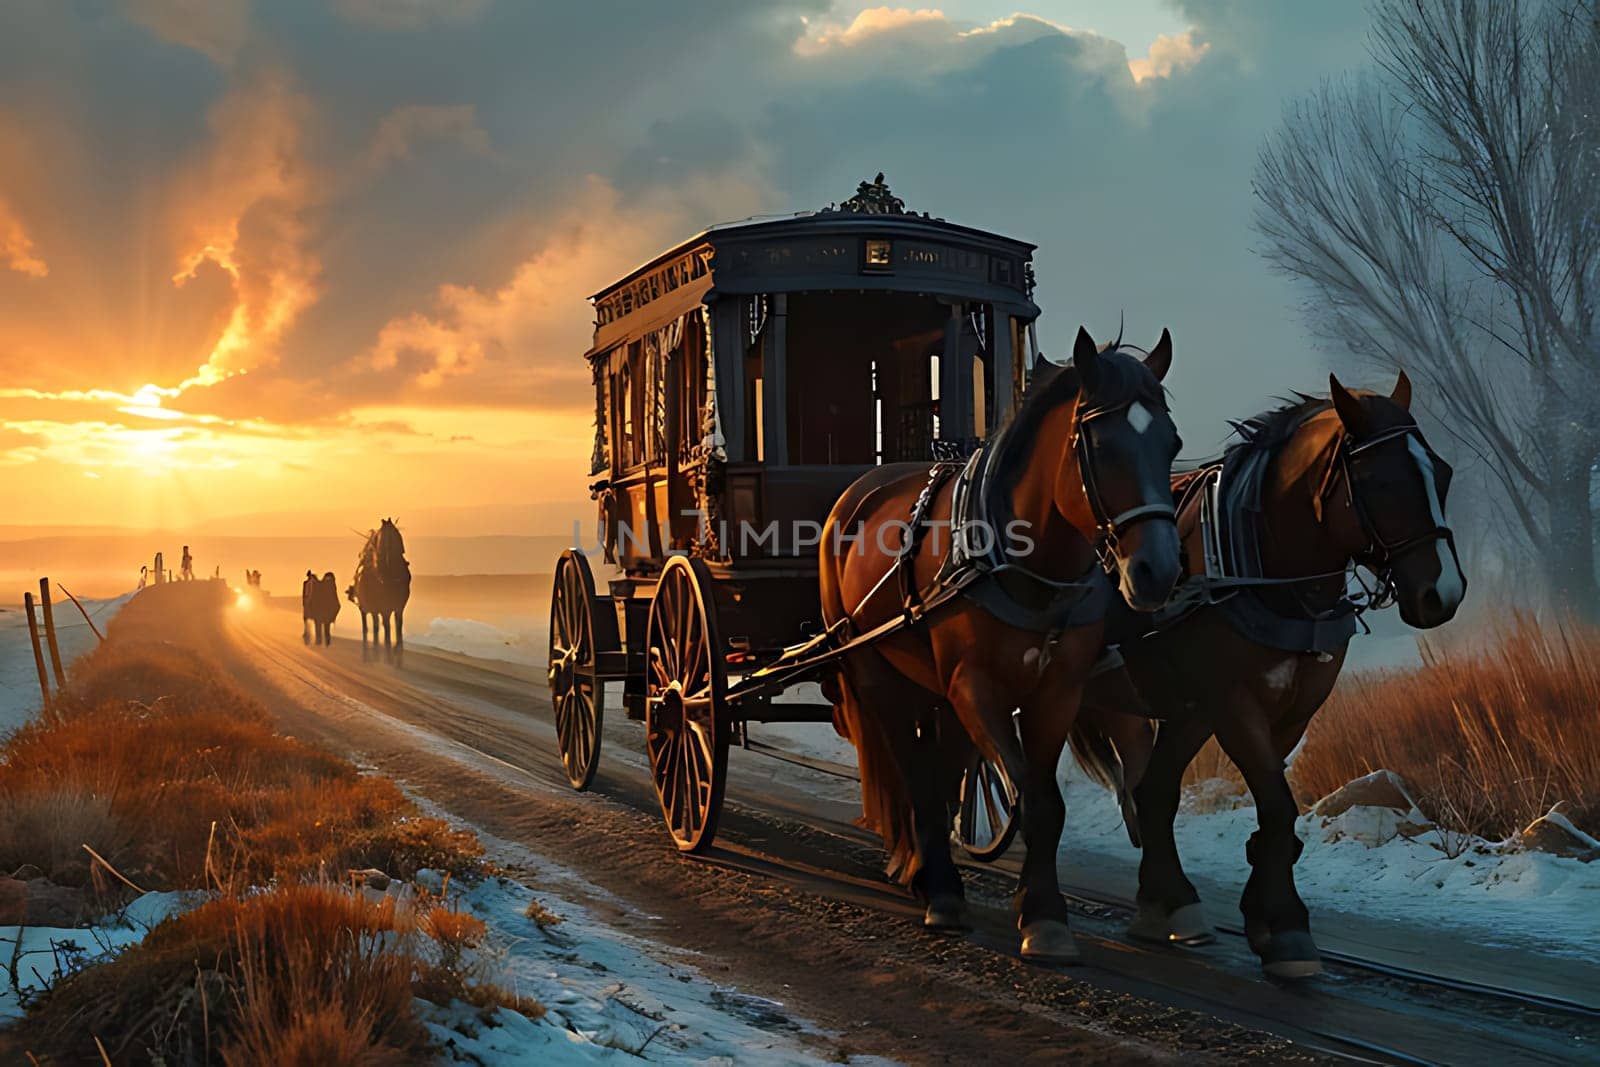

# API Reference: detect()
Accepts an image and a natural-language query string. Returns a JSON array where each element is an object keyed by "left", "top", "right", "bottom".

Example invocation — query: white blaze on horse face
[
  {"left": 1126, "top": 400, "right": 1153, "bottom": 435},
  {"left": 1407, "top": 436, "right": 1464, "bottom": 610}
]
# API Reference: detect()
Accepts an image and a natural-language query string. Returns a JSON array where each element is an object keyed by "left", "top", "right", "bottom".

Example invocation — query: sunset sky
[{"left": 0, "top": 1, "right": 1375, "bottom": 535}]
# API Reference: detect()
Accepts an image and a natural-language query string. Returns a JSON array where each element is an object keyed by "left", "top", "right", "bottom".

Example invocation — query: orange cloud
[
  {"left": 364, "top": 174, "right": 765, "bottom": 399},
  {"left": 169, "top": 70, "right": 321, "bottom": 390},
  {"left": 366, "top": 104, "right": 491, "bottom": 173},
  {"left": 1129, "top": 30, "right": 1210, "bottom": 83},
  {"left": 796, "top": 6, "right": 949, "bottom": 54},
  {"left": 122, "top": 0, "right": 251, "bottom": 64},
  {"left": 0, "top": 196, "right": 48, "bottom": 277}
]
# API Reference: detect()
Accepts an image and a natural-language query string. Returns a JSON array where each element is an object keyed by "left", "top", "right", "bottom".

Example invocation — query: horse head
[
  {"left": 1058, "top": 326, "right": 1184, "bottom": 611},
  {"left": 1320, "top": 372, "right": 1464, "bottom": 629}
]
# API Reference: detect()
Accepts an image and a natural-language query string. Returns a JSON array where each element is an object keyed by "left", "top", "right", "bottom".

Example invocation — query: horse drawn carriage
[{"left": 547, "top": 177, "right": 1038, "bottom": 856}]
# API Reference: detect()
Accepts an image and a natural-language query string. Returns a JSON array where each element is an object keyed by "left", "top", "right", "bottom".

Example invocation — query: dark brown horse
[
  {"left": 302, "top": 570, "right": 341, "bottom": 645},
  {"left": 1072, "top": 372, "right": 1465, "bottom": 977},
  {"left": 347, "top": 518, "right": 411, "bottom": 658},
  {"left": 820, "top": 326, "right": 1184, "bottom": 962}
]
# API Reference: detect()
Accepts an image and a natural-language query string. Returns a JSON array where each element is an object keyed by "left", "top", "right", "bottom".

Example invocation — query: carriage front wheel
[
  {"left": 954, "top": 753, "right": 1019, "bottom": 862},
  {"left": 549, "top": 550, "right": 612, "bottom": 791},
  {"left": 645, "top": 555, "right": 730, "bottom": 853}
]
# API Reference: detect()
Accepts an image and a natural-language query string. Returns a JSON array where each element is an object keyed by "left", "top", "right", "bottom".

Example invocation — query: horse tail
[
  {"left": 1066, "top": 718, "right": 1123, "bottom": 793},
  {"left": 835, "top": 663, "right": 920, "bottom": 886}
]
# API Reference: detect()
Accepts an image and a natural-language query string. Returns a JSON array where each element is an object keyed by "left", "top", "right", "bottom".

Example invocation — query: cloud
[
  {"left": 334, "top": 0, "right": 488, "bottom": 30},
  {"left": 0, "top": 196, "right": 48, "bottom": 277},
  {"left": 366, "top": 104, "right": 491, "bottom": 173},
  {"left": 121, "top": 0, "right": 251, "bottom": 64},
  {"left": 1129, "top": 29, "right": 1210, "bottom": 82},
  {"left": 168, "top": 69, "right": 321, "bottom": 390},
  {"left": 361, "top": 175, "right": 754, "bottom": 403}
]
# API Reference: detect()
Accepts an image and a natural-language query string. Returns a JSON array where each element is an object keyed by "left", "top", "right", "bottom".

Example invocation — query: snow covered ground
[
  {"left": 410, "top": 615, "right": 535, "bottom": 666},
  {"left": 1054, "top": 763, "right": 1600, "bottom": 963},
  {"left": 0, "top": 891, "right": 195, "bottom": 1023},
  {"left": 418, "top": 861, "right": 889, "bottom": 1065},
  {"left": 0, "top": 591, "right": 132, "bottom": 737},
  {"left": 1, "top": 867, "right": 886, "bottom": 1063}
]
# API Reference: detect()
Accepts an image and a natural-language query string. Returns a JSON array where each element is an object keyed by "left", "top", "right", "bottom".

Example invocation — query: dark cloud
[{"left": 0, "top": 0, "right": 1377, "bottom": 452}]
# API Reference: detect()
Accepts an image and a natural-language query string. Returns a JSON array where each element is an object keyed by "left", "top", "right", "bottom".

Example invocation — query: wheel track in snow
[{"left": 226, "top": 606, "right": 1598, "bottom": 1066}]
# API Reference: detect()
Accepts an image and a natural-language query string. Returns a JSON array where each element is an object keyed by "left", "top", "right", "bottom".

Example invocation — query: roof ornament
[{"left": 837, "top": 173, "right": 906, "bottom": 215}]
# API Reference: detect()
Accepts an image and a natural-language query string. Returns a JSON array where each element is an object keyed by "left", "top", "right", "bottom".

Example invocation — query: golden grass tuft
[{"left": 1290, "top": 613, "right": 1600, "bottom": 840}]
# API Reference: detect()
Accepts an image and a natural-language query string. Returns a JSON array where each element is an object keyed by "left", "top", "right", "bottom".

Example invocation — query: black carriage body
[{"left": 584, "top": 181, "right": 1039, "bottom": 658}]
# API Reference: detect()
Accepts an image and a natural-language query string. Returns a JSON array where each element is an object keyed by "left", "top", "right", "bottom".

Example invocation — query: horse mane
[
  {"left": 990, "top": 348, "right": 1168, "bottom": 496},
  {"left": 1222, "top": 393, "right": 1332, "bottom": 464}
]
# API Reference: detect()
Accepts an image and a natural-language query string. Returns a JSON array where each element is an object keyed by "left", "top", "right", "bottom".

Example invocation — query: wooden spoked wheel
[
  {"left": 645, "top": 556, "right": 729, "bottom": 853},
  {"left": 954, "top": 753, "right": 1019, "bottom": 862},
  {"left": 549, "top": 550, "right": 605, "bottom": 791}
]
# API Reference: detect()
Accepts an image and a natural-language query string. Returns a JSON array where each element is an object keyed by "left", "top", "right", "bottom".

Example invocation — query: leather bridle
[
  {"left": 1337, "top": 424, "right": 1460, "bottom": 572},
  {"left": 1071, "top": 398, "right": 1179, "bottom": 555}
]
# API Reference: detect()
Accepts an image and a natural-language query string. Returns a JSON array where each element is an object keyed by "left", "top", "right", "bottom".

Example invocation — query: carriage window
[{"left": 617, "top": 362, "right": 635, "bottom": 468}]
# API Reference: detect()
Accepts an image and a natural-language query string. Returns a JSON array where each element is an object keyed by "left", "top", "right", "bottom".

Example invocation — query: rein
[
  {"left": 1336, "top": 424, "right": 1459, "bottom": 572},
  {"left": 1073, "top": 399, "right": 1177, "bottom": 556}
]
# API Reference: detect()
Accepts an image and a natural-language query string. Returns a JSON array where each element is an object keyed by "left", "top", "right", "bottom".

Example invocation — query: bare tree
[{"left": 1254, "top": 0, "right": 1600, "bottom": 616}]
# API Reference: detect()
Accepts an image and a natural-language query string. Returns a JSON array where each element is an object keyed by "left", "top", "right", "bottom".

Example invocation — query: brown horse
[
  {"left": 302, "top": 570, "right": 341, "bottom": 645},
  {"left": 347, "top": 518, "right": 411, "bottom": 659},
  {"left": 820, "top": 326, "right": 1184, "bottom": 962},
  {"left": 1072, "top": 372, "right": 1465, "bottom": 977}
]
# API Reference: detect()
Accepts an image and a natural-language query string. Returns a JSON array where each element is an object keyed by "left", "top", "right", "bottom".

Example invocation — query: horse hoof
[
  {"left": 1020, "top": 921, "right": 1082, "bottom": 965},
  {"left": 923, "top": 896, "right": 968, "bottom": 931},
  {"left": 1261, "top": 931, "right": 1322, "bottom": 979},
  {"left": 1244, "top": 919, "right": 1271, "bottom": 957},
  {"left": 1166, "top": 903, "right": 1214, "bottom": 944},
  {"left": 1128, "top": 901, "right": 1213, "bottom": 945}
]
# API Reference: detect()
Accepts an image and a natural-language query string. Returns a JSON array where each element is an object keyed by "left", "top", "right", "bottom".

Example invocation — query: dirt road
[{"left": 169, "top": 594, "right": 1593, "bottom": 1064}]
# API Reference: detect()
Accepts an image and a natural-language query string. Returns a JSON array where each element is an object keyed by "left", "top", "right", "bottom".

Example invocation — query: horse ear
[
  {"left": 1144, "top": 328, "right": 1172, "bottom": 383},
  {"left": 1391, "top": 370, "right": 1412, "bottom": 411},
  {"left": 1072, "top": 327, "right": 1101, "bottom": 395},
  {"left": 1328, "top": 374, "right": 1371, "bottom": 437}
]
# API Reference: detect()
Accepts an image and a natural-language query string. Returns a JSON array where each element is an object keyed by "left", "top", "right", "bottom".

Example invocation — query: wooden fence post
[
  {"left": 23, "top": 591, "right": 50, "bottom": 707},
  {"left": 55, "top": 583, "right": 105, "bottom": 642},
  {"left": 39, "top": 577, "right": 67, "bottom": 688}
]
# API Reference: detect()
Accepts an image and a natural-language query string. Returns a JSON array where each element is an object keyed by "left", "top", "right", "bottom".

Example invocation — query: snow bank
[
  {"left": 410, "top": 617, "right": 532, "bottom": 666},
  {"left": 422, "top": 873, "right": 886, "bottom": 1064},
  {"left": 1057, "top": 760, "right": 1600, "bottom": 960},
  {"left": 0, "top": 591, "right": 133, "bottom": 737},
  {"left": 0, "top": 890, "right": 193, "bottom": 1023}
]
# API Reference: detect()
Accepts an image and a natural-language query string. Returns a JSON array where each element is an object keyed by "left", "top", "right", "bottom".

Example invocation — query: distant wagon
[{"left": 547, "top": 177, "right": 1037, "bottom": 856}]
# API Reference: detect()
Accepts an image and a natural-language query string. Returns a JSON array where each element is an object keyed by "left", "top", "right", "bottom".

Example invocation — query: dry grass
[
  {"left": 0, "top": 635, "right": 482, "bottom": 893},
  {"left": 1168, "top": 615, "right": 1600, "bottom": 840},
  {"left": 1291, "top": 614, "right": 1600, "bottom": 840},
  {"left": 5, "top": 583, "right": 544, "bottom": 1063},
  {"left": 15, "top": 883, "right": 513, "bottom": 1064}
]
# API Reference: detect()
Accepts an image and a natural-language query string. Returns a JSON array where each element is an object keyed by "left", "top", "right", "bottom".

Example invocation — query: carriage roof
[{"left": 583, "top": 177, "right": 1039, "bottom": 360}]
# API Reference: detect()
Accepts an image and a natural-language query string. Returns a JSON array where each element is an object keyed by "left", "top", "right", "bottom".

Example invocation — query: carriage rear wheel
[
  {"left": 955, "top": 753, "right": 1019, "bottom": 862},
  {"left": 549, "top": 550, "right": 609, "bottom": 791},
  {"left": 645, "top": 555, "right": 729, "bottom": 853}
]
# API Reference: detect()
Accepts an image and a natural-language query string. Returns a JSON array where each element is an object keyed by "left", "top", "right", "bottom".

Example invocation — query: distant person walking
[{"left": 181, "top": 545, "right": 194, "bottom": 581}]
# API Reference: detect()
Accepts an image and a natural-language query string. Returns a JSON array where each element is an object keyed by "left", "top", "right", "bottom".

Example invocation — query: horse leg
[
  {"left": 1012, "top": 680, "right": 1086, "bottom": 964},
  {"left": 302, "top": 617, "right": 310, "bottom": 645},
  {"left": 1128, "top": 714, "right": 1215, "bottom": 944},
  {"left": 1212, "top": 701, "right": 1319, "bottom": 978},
  {"left": 394, "top": 607, "right": 403, "bottom": 649},
  {"left": 382, "top": 612, "right": 392, "bottom": 652},
  {"left": 840, "top": 656, "right": 964, "bottom": 926}
]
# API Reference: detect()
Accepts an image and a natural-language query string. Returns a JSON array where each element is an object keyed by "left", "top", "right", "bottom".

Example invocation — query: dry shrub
[
  {"left": 17, "top": 882, "right": 535, "bottom": 1064},
  {"left": 0, "top": 620, "right": 481, "bottom": 892},
  {"left": 1290, "top": 613, "right": 1600, "bottom": 839}
]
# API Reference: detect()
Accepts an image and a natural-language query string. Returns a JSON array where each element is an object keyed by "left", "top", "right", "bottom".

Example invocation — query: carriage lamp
[{"left": 864, "top": 238, "right": 893, "bottom": 271}]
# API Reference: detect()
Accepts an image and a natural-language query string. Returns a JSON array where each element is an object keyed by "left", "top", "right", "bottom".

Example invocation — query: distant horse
[
  {"left": 302, "top": 570, "right": 342, "bottom": 645},
  {"left": 1070, "top": 373, "right": 1465, "bottom": 978},
  {"left": 819, "top": 326, "right": 1184, "bottom": 963},
  {"left": 347, "top": 518, "right": 411, "bottom": 659}
]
